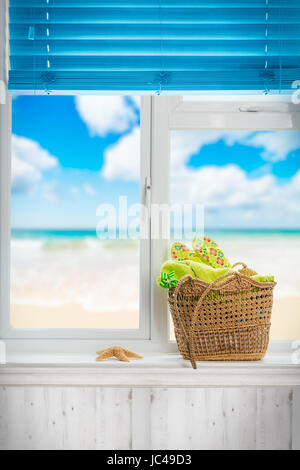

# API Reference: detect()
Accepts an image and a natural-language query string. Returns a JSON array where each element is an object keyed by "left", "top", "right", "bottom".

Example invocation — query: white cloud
[
  {"left": 129, "top": 96, "right": 141, "bottom": 108},
  {"left": 12, "top": 135, "right": 58, "bottom": 171},
  {"left": 169, "top": 131, "right": 300, "bottom": 222},
  {"left": 171, "top": 130, "right": 300, "bottom": 166},
  {"left": 171, "top": 163, "right": 300, "bottom": 228},
  {"left": 171, "top": 164, "right": 275, "bottom": 210},
  {"left": 75, "top": 96, "right": 138, "bottom": 137},
  {"left": 11, "top": 135, "right": 58, "bottom": 194},
  {"left": 171, "top": 131, "right": 225, "bottom": 169},
  {"left": 11, "top": 156, "right": 41, "bottom": 194},
  {"left": 242, "top": 131, "right": 300, "bottom": 162},
  {"left": 102, "top": 126, "right": 140, "bottom": 181}
]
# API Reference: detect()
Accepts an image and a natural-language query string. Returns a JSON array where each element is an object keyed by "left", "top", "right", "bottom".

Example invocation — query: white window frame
[{"left": 1, "top": 0, "right": 300, "bottom": 361}]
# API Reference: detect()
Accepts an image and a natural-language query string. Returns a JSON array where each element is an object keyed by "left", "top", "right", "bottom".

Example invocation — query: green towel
[
  {"left": 252, "top": 274, "right": 274, "bottom": 283},
  {"left": 157, "top": 260, "right": 232, "bottom": 288},
  {"left": 183, "top": 260, "right": 231, "bottom": 283},
  {"left": 157, "top": 259, "right": 274, "bottom": 289}
]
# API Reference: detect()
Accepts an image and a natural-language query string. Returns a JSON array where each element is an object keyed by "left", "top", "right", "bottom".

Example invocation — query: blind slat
[
  {"left": 9, "top": 24, "right": 300, "bottom": 40},
  {"left": 10, "top": 56, "right": 300, "bottom": 72},
  {"left": 8, "top": 70, "right": 295, "bottom": 90},
  {"left": 9, "top": 40, "right": 300, "bottom": 57},
  {"left": 9, "top": 0, "right": 300, "bottom": 8},
  {"left": 10, "top": 8, "right": 300, "bottom": 25}
]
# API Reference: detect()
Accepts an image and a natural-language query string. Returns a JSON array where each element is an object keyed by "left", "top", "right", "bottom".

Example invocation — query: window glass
[
  {"left": 11, "top": 96, "right": 140, "bottom": 329},
  {"left": 170, "top": 130, "right": 300, "bottom": 341}
]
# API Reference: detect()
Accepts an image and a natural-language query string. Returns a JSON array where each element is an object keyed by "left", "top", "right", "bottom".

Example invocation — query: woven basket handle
[
  {"left": 232, "top": 262, "right": 248, "bottom": 270},
  {"left": 173, "top": 275, "right": 196, "bottom": 368}
]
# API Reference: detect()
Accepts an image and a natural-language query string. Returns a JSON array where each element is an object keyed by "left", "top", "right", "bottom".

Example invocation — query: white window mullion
[
  {"left": 150, "top": 96, "right": 172, "bottom": 345},
  {"left": 139, "top": 97, "right": 152, "bottom": 340}
]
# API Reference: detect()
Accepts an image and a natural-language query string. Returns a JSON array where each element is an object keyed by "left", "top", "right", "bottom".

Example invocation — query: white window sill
[{"left": 0, "top": 352, "right": 299, "bottom": 388}]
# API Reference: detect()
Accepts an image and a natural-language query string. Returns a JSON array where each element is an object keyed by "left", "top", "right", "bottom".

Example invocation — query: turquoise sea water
[
  {"left": 11, "top": 228, "right": 300, "bottom": 241},
  {"left": 11, "top": 229, "right": 98, "bottom": 240}
]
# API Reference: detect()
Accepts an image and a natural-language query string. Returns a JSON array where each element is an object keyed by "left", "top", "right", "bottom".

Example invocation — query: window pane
[
  {"left": 170, "top": 130, "right": 300, "bottom": 341},
  {"left": 11, "top": 96, "right": 140, "bottom": 329}
]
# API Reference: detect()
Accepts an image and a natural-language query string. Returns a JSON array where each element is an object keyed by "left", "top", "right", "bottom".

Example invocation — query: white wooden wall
[{"left": 0, "top": 386, "right": 299, "bottom": 450}]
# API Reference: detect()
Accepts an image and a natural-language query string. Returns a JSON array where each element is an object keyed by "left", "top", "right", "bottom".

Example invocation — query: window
[
  {"left": 1, "top": 94, "right": 300, "bottom": 359},
  {"left": 11, "top": 95, "right": 143, "bottom": 331},
  {"left": 2, "top": 95, "right": 152, "bottom": 343}
]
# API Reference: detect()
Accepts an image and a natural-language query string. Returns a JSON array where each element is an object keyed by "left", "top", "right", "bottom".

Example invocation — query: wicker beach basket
[{"left": 168, "top": 266, "right": 276, "bottom": 369}]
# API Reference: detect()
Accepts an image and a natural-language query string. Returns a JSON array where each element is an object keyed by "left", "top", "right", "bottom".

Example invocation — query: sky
[{"left": 11, "top": 95, "right": 300, "bottom": 230}]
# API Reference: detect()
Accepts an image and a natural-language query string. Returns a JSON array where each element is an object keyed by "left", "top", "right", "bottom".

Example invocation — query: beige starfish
[{"left": 96, "top": 346, "right": 143, "bottom": 363}]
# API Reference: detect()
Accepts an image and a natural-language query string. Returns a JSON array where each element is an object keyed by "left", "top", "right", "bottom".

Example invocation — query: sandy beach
[
  {"left": 10, "top": 236, "right": 140, "bottom": 330},
  {"left": 271, "top": 296, "right": 300, "bottom": 340},
  {"left": 11, "top": 304, "right": 139, "bottom": 329}
]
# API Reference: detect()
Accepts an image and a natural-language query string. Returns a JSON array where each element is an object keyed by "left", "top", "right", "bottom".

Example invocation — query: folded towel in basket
[{"left": 157, "top": 259, "right": 274, "bottom": 289}]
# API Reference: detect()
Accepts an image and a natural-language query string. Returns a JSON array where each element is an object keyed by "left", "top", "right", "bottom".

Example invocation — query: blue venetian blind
[{"left": 8, "top": 0, "right": 300, "bottom": 93}]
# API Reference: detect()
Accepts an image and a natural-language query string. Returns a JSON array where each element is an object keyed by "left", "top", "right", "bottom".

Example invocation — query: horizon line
[{"left": 11, "top": 227, "right": 300, "bottom": 232}]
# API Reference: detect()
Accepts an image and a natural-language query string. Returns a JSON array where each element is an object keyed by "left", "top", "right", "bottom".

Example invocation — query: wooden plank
[
  {"left": 57, "top": 387, "right": 97, "bottom": 450},
  {"left": 131, "top": 388, "right": 151, "bottom": 450},
  {"left": 5, "top": 387, "right": 100, "bottom": 450},
  {"left": 182, "top": 388, "right": 227, "bottom": 450},
  {"left": 0, "top": 386, "right": 8, "bottom": 450},
  {"left": 7, "top": 387, "right": 67, "bottom": 450},
  {"left": 5, "top": 387, "right": 27, "bottom": 450},
  {"left": 202, "top": 388, "right": 226, "bottom": 450},
  {"left": 166, "top": 388, "right": 187, "bottom": 449},
  {"left": 95, "top": 388, "right": 133, "bottom": 450},
  {"left": 23, "top": 387, "right": 52, "bottom": 450},
  {"left": 292, "top": 387, "right": 300, "bottom": 450},
  {"left": 42, "top": 387, "right": 66, "bottom": 450},
  {"left": 184, "top": 388, "right": 208, "bottom": 450},
  {"left": 149, "top": 388, "right": 169, "bottom": 450},
  {"left": 256, "top": 388, "right": 293, "bottom": 450},
  {"left": 222, "top": 388, "right": 257, "bottom": 450}
]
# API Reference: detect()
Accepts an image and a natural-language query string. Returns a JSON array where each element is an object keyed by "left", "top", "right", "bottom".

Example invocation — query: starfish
[{"left": 96, "top": 346, "right": 143, "bottom": 363}]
